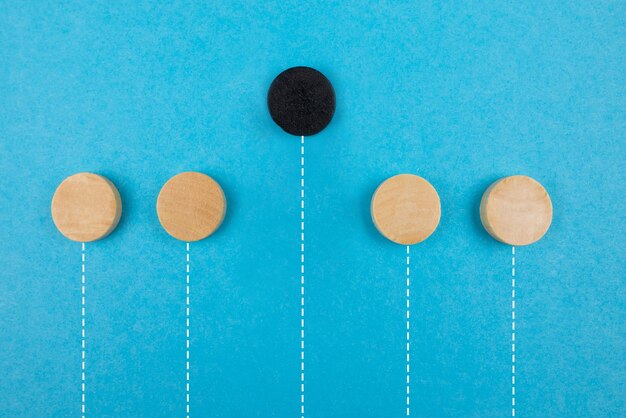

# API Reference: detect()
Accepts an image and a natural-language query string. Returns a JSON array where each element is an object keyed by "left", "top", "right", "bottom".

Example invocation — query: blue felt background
[{"left": 1, "top": 1, "right": 624, "bottom": 417}]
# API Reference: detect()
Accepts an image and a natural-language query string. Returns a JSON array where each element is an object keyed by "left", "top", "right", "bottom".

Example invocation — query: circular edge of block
[
  {"left": 479, "top": 175, "right": 553, "bottom": 246},
  {"left": 156, "top": 171, "right": 227, "bottom": 242},
  {"left": 51, "top": 172, "right": 122, "bottom": 242},
  {"left": 370, "top": 174, "right": 441, "bottom": 245}
]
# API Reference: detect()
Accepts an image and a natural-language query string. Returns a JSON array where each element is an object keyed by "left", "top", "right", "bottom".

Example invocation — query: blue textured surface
[{"left": 1, "top": 1, "right": 625, "bottom": 417}]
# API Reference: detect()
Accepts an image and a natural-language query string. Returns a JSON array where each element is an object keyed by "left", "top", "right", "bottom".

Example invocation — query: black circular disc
[{"left": 267, "top": 66, "right": 336, "bottom": 136}]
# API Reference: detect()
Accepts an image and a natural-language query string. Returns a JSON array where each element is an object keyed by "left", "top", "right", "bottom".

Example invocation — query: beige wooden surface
[
  {"left": 156, "top": 172, "right": 226, "bottom": 242},
  {"left": 480, "top": 175, "right": 552, "bottom": 246},
  {"left": 371, "top": 174, "right": 441, "bottom": 245},
  {"left": 51, "top": 172, "right": 122, "bottom": 242}
]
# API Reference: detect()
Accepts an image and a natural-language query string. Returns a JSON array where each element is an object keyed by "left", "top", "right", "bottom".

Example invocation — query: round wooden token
[
  {"left": 480, "top": 175, "right": 552, "bottom": 246},
  {"left": 51, "top": 173, "right": 122, "bottom": 242},
  {"left": 267, "top": 66, "right": 336, "bottom": 136},
  {"left": 371, "top": 174, "right": 441, "bottom": 245},
  {"left": 156, "top": 172, "right": 226, "bottom": 242}
]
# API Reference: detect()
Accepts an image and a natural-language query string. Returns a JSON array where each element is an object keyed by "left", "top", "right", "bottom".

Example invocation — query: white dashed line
[
  {"left": 406, "top": 245, "right": 411, "bottom": 416},
  {"left": 300, "top": 135, "right": 305, "bottom": 418},
  {"left": 186, "top": 242, "right": 190, "bottom": 418},
  {"left": 81, "top": 242, "right": 86, "bottom": 418},
  {"left": 511, "top": 246, "right": 516, "bottom": 417}
]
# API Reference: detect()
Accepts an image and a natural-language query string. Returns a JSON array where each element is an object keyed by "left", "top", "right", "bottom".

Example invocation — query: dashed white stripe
[
  {"left": 406, "top": 245, "right": 411, "bottom": 416},
  {"left": 511, "top": 246, "right": 516, "bottom": 417},
  {"left": 81, "top": 242, "right": 86, "bottom": 418},
  {"left": 300, "top": 135, "right": 305, "bottom": 418},
  {"left": 186, "top": 242, "right": 190, "bottom": 418}
]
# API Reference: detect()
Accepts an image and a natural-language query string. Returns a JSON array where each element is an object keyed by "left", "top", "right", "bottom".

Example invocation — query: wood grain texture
[
  {"left": 480, "top": 175, "right": 552, "bottom": 246},
  {"left": 51, "top": 173, "right": 122, "bottom": 242},
  {"left": 371, "top": 174, "right": 441, "bottom": 245},
  {"left": 156, "top": 172, "right": 226, "bottom": 242}
]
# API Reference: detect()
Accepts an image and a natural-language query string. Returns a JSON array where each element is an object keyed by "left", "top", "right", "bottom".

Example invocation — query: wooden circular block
[
  {"left": 51, "top": 173, "right": 122, "bottom": 242},
  {"left": 480, "top": 175, "right": 552, "bottom": 246},
  {"left": 371, "top": 174, "right": 441, "bottom": 245},
  {"left": 157, "top": 172, "right": 226, "bottom": 242}
]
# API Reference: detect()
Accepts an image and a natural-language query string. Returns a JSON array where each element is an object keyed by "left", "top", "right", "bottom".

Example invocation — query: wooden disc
[
  {"left": 371, "top": 174, "right": 441, "bottom": 245},
  {"left": 51, "top": 173, "right": 122, "bottom": 242},
  {"left": 480, "top": 175, "right": 552, "bottom": 246},
  {"left": 156, "top": 172, "right": 226, "bottom": 242}
]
